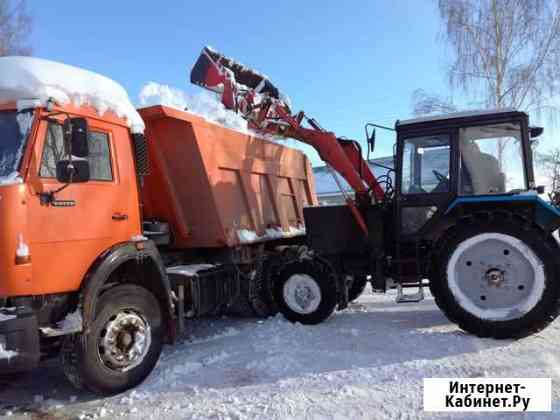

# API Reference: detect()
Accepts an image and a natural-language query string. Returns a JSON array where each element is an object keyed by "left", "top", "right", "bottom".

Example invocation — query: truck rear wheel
[
  {"left": 431, "top": 218, "right": 560, "bottom": 339},
  {"left": 274, "top": 259, "right": 337, "bottom": 325},
  {"left": 61, "top": 284, "right": 163, "bottom": 394}
]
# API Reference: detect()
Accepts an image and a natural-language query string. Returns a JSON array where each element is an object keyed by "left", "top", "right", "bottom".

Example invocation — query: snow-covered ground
[{"left": 1, "top": 287, "right": 559, "bottom": 419}]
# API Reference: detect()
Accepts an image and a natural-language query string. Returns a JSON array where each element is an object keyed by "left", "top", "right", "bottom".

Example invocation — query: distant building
[{"left": 313, "top": 156, "right": 394, "bottom": 205}]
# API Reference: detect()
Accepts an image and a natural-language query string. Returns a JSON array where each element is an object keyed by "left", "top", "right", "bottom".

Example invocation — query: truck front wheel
[
  {"left": 274, "top": 259, "right": 337, "bottom": 325},
  {"left": 61, "top": 284, "right": 163, "bottom": 394}
]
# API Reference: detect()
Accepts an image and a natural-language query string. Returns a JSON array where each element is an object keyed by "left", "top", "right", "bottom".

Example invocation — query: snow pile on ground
[
  {"left": 3, "top": 287, "right": 560, "bottom": 419},
  {"left": 138, "top": 82, "right": 249, "bottom": 133},
  {"left": 0, "top": 56, "right": 144, "bottom": 133}
]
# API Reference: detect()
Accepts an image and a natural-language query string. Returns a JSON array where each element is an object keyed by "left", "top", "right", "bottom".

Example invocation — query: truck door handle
[{"left": 112, "top": 212, "right": 128, "bottom": 221}]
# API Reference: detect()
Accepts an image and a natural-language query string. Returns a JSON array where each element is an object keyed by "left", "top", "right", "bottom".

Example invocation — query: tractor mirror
[
  {"left": 62, "top": 117, "right": 89, "bottom": 158},
  {"left": 530, "top": 126, "right": 544, "bottom": 138},
  {"left": 56, "top": 159, "right": 90, "bottom": 184},
  {"left": 366, "top": 127, "right": 376, "bottom": 154}
]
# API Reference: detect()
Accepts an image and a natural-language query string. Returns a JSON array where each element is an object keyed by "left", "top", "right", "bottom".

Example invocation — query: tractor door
[{"left": 395, "top": 129, "right": 456, "bottom": 241}]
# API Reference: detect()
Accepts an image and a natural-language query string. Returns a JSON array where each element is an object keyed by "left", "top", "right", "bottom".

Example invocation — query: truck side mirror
[
  {"left": 56, "top": 159, "right": 90, "bottom": 183},
  {"left": 63, "top": 117, "right": 89, "bottom": 158}
]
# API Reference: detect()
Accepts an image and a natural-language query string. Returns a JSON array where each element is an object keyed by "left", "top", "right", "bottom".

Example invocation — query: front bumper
[{"left": 0, "top": 308, "right": 39, "bottom": 373}]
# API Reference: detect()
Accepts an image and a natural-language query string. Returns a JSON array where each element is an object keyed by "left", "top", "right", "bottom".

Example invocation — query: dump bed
[{"left": 139, "top": 105, "right": 318, "bottom": 249}]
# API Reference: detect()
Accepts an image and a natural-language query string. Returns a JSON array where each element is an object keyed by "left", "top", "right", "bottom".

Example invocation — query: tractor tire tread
[{"left": 430, "top": 211, "right": 560, "bottom": 339}]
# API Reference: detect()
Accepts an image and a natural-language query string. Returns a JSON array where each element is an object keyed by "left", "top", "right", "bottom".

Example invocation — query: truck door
[
  {"left": 26, "top": 118, "right": 137, "bottom": 294},
  {"left": 396, "top": 130, "right": 455, "bottom": 240}
]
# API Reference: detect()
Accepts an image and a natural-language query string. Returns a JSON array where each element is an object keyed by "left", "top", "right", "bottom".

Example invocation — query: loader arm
[{"left": 190, "top": 47, "right": 386, "bottom": 211}]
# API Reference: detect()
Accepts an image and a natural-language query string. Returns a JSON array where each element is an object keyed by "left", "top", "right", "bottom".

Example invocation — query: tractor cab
[{"left": 394, "top": 109, "right": 541, "bottom": 240}]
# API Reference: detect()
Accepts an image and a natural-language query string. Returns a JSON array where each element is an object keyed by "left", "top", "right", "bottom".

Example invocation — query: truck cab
[
  {"left": 0, "top": 57, "right": 187, "bottom": 394},
  {"left": 0, "top": 102, "right": 143, "bottom": 298},
  {"left": 0, "top": 98, "right": 174, "bottom": 389},
  {"left": 0, "top": 56, "right": 316, "bottom": 395}
]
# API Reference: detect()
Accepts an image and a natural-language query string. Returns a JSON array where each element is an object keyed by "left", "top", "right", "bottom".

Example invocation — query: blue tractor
[
  {"left": 191, "top": 47, "right": 559, "bottom": 339},
  {"left": 277, "top": 109, "right": 560, "bottom": 339}
]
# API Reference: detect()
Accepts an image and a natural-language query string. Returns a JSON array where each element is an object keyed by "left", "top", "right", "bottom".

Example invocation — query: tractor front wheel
[
  {"left": 274, "top": 258, "right": 337, "bottom": 325},
  {"left": 431, "top": 217, "right": 560, "bottom": 339}
]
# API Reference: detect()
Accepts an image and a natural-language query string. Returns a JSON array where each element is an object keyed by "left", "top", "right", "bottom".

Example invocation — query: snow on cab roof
[
  {"left": 0, "top": 56, "right": 144, "bottom": 133},
  {"left": 397, "top": 108, "right": 519, "bottom": 127}
]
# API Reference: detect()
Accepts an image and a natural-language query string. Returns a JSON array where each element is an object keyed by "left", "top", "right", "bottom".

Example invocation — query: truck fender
[{"left": 80, "top": 240, "right": 176, "bottom": 343}]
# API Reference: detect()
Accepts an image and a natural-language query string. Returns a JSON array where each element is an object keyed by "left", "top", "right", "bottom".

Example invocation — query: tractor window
[
  {"left": 459, "top": 122, "right": 525, "bottom": 195},
  {"left": 401, "top": 134, "right": 450, "bottom": 194},
  {"left": 40, "top": 122, "right": 113, "bottom": 181}
]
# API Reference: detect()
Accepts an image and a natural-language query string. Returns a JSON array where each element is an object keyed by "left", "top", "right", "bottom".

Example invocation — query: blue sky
[{"left": 31, "top": 1, "right": 454, "bottom": 165}]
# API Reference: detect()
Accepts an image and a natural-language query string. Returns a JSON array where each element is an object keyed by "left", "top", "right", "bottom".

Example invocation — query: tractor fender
[
  {"left": 444, "top": 195, "right": 560, "bottom": 233},
  {"left": 79, "top": 240, "right": 176, "bottom": 343}
]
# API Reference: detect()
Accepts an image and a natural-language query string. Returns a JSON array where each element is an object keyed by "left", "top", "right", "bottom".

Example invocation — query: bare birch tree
[
  {"left": 414, "top": 0, "right": 560, "bottom": 167},
  {"left": 411, "top": 88, "right": 457, "bottom": 116},
  {"left": 440, "top": 0, "right": 560, "bottom": 110},
  {"left": 0, "top": 0, "right": 31, "bottom": 56},
  {"left": 537, "top": 148, "right": 560, "bottom": 191}
]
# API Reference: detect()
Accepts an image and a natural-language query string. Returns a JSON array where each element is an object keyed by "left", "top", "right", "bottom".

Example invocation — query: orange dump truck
[{"left": 0, "top": 57, "right": 316, "bottom": 394}]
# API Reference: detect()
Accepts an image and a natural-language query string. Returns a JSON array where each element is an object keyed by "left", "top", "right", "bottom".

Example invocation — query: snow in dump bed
[
  {"left": 138, "top": 82, "right": 284, "bottom": 142},
  {"left": 0, "top": 56, "right": 145, "bottom": 133},
  {"left": 139, "top": 82, "right": 249, "bottom": 133}
]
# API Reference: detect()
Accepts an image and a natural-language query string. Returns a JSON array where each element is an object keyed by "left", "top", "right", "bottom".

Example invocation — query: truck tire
[
  {"left": 250, "top": 259, "right": 278, "bottom": 317},
  {"left": 430, "top": 216, "right": 560, "bottom": 339},
  {"left": 61, "top": 284, "right": 163, "bottom": 394},
  {"left": 348, "top": 275, "right": 368, "bottom": 302},
  {"left": 274, "top": 258, "right": 337, "bottom": 325}
]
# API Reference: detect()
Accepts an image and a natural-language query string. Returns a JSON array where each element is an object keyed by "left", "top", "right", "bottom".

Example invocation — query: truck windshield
[{"left": 0, "top": 110, "right": 33, "bottom": 178}]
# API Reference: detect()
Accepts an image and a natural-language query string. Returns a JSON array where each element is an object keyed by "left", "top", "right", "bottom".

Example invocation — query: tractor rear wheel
[
  {"left": 430, "top": 217, "right": 560, "bottom": 339},
  {"left": 274, "top": 258, "right": 337, "bottom": 325}
]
